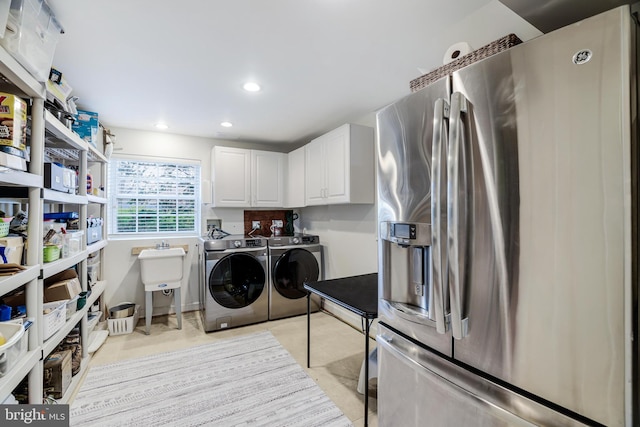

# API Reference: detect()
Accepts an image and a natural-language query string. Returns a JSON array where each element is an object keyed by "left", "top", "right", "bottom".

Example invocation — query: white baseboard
[
  {"left": 142, "top": 302, "right": 199, "bottom": 317},
  {"left": 322, "top": 300, "right": 378, "bottom": 339},
  {"left": 143, "top": 300, "right": 379, "bottom": 341}
]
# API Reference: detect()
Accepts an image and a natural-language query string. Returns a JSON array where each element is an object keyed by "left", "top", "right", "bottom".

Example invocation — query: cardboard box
[
  {"left": 44, "top": 268, "right": 77, "bottom": 286},
  {"left": 46, "top": 70, "right": 73, "bottom": 105},
  {"left": 2, "top": 290, "right": 24, "bottom": 307},
  {"left": 44, "top": 278, "right": 82, "bottom": 302},
  {"left": 0, "top": 235, "right": 23, "bottom": 264},
  {"left": 72, "top": 109, "right": 99, "bottom": 147},
  {"left": 43, "top": 350, "right": 72, "bottom": 398}
]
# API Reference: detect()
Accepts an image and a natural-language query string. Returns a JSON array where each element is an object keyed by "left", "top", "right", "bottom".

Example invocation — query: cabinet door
[
  {"left": 251, "top": 150, "right": 285, "bottom": 207},
  {"left": 324, "top": 124, "right": 350, "bottom": 204},
  {"left": 286, "top": 146, "right": 305, "bottom": 208},
  {"left": 212, "top": 146, "right": 251, "bottom": 207},
  {"left": 304, "top": 138, "right": 325, "bottom": 206}
]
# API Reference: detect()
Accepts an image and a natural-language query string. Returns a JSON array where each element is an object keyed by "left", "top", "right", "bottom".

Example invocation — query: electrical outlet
[
  {"left": 206, "top": 219, "right": 222, "bottom": 233},
  {"left": 252, "top": 220, "right": 261, "bottom": 229},
  {"left": 272, "top": 219, "right": 283, "bottom": 227}
]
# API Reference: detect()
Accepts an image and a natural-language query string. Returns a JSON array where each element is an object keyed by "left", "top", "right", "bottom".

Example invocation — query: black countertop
[{"left": 303, "top": 272, "right": 378, "bottom": 319}]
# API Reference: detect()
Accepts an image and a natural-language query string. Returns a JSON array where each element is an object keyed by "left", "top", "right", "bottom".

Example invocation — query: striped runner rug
[{"left": 70, "top": 331, "right": 352, "bottom": 426}]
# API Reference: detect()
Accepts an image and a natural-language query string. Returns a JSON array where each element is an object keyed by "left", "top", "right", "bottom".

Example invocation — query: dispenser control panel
[
  {"left": 391, "top": 223, "right": 416, "bottom": 240},
  {"left": 382, "top": 221, "right": 431, "bottom": 246}
]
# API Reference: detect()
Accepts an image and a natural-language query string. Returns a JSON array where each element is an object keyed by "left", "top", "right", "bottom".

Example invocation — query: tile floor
[{"left": 75, "top": 310, "right": 378, "bottom": 427}]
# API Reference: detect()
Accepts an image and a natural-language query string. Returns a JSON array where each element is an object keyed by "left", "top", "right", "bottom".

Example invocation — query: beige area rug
[{"left": 70, "top": 331, "right": 352, "bottom": 426}]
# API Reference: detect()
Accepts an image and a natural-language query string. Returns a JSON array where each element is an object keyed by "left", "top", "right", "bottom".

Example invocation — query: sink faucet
[{"left": 156, "top": 240, "right": 170, "bottom": 249}]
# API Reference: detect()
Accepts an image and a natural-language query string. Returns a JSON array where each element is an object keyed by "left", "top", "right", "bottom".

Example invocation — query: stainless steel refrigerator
[{"left": 375, "top": 5, "right": 637, "bottom": 426}]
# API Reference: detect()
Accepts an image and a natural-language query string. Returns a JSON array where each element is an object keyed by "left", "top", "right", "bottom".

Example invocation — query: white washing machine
[
  {"left": 267, "top": 234, "right": 323, "bottom": 320},
  {"left": 198, "top": 235, "right": 269, "bottom": 332}
]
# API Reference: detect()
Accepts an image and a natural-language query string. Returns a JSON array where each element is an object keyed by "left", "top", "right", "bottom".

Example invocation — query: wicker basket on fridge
[{"left": 410, "top": 34, "right": 523, "bottom": 92}]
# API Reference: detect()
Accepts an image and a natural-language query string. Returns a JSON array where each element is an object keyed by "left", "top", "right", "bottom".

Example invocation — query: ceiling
[
  {"left": 46, "top": 0, "right": 548, "bottom": 147},
  {"left": 499, "top": 0, "right": 633, "bottom": 33}
]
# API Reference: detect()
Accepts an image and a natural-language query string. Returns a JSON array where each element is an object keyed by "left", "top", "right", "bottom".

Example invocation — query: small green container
[
  {"left": 43, "top": 245, "right": 60, "bottom": 263},
  {"left": 76, "top": 291, "right": 90, "bottom": 310}
]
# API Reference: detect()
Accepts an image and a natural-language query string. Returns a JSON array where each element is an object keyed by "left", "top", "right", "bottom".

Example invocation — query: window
[{"left": 108, "top": 157, "right": 200, "bottom": 235}]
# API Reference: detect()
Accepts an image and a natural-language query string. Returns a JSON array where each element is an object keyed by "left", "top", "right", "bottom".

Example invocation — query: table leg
[
  {"left": 307, "top": 292, "right": 311, "bottom": 368},
  {"left": 364, "top": 318, "right": 370, "bottom": 427}
]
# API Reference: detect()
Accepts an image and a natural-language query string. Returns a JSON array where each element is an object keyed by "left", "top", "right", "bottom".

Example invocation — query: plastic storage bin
[
  {"left": 86, "top": 223, "right": 102, "bottom": 245},
  {"left": 64, "top": 296, "right": 78, "bottom": 320},
  {"left": 61, "top": 230, "right": 83, "bottom": 258},
  {"left": 0, "top": 0, "right": 63, "bottom": 81},
  {"left": 107, "top": 305, "right": 139, "bottom": 336},
  {"left": 0, "top": 321, "right": 26, "bottom": 377},
  {"left": 43, "top": 300, "right": 65, "bottom": 340},
  {"left": 87, "top": 260, "right": 99, "bottom": 285}
]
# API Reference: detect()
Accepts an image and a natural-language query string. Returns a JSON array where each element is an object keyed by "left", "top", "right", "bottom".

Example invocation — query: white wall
[
  {"left": 300, "top": 204, "right": 377, "bottom": 279},
  {"left": 101, "top": 122, "right": 381, "bottom": 330},
  {"left": 299, "top": 203, "right": 379, "bottom": 334},
  {"left": 101, "top": 127, "right": 278, "bottom": 314}
]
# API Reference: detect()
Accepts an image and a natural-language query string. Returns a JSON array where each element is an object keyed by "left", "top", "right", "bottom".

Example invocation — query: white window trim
[{"left": 108, "top": 154, "right": 201, "bottom": 237}]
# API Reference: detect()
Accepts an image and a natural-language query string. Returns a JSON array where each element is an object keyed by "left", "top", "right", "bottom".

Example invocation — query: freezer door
[
  {"left": 449, "top": 6, "right": 631, "bottom": 426},
  {"left": 377, "top": 324, "right": 589, "bottom": 427},
  {"left": 376, "top": 77, "right": 452, "bottom": 355}
]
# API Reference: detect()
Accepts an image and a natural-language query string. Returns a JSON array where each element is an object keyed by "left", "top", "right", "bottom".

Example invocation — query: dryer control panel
[{"left": 245, "top": 239, "right": 265, "bottom": 248}]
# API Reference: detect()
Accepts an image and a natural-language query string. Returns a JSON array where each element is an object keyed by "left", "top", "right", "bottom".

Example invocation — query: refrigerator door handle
[
  {"left": 431, "top": 98, "right": 449, "bottom": 335},
  {"left": 447, "top": 92, "right": 470, "bottom": 340}
]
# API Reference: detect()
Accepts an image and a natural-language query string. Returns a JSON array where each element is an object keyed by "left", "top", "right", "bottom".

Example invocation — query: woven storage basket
[{"left": 410, "top": 34, "right": 522, "bottom": 92}]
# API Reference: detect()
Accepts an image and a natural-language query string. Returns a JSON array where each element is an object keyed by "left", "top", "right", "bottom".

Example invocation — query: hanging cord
[{"left": 209, "top": 226, "right": 231, "bottom": 238}]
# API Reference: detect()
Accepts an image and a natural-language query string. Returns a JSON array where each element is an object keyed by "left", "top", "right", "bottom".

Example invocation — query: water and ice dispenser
[{"left": 379, "top": 221, "right": 447, "bottom": 332}]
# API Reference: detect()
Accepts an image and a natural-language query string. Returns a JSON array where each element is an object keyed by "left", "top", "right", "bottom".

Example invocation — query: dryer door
[
  {"left": 209, "top": 253, "right": 266, "bottom": 308},
  {"left": 273, "top": 248, "right": 319, "bottom": 299}
]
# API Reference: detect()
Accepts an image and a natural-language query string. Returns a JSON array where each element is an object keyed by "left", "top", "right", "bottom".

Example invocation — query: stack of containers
[{"left": 0, "top": 93, "right": 27, "bottom": 171}]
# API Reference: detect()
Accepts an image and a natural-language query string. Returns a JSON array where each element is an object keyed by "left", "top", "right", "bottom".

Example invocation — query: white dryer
[
  {"left": 267, "top": 234, "right": 322, "bottom": 320},
  {"left": 198, "top": 235, "right": 269, "bottom": 332}
]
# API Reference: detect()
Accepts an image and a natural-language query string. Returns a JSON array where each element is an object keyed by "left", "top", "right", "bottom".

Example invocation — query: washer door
[
  {"left": 273, "top": 248, "right": 319, "bottom": 299},
  {"left": 209, "top": 253, "right": 266, "bottom": 308}
]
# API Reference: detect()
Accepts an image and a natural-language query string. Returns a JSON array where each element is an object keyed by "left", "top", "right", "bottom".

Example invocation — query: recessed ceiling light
[
  {"left": 243, "top": 82, "right": 261, "bottom": 92},
  {"left": 220, "top": 121, "right": 233, "bottom": 127},
  {"left": 155, "top": 122, "right": 169, "bottom": 130}
]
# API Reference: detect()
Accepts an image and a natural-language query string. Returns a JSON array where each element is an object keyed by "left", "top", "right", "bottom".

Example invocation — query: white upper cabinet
[
  {"left": 211, "top": 146, "right": 286, "bottom": 208},
  {"left": 304, "top": 123, "right": 375, "bottom": 206},
  {"left": 251, "top": 150, "right": 285, "bottom": 207},
  {"left": 212, "top": 146, "right": 251, "bottom": 207},
  {"left": 286, "top": 146, "right": 305, "bottom": 208},
  {"left": 304, "top": 137, "right": 326, "bottom": 205}
]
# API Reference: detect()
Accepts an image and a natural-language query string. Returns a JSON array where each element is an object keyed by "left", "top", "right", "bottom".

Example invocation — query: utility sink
[
  {"left": 138, "top": 247, "right": 186, "bottom": 290},
  {"left": 138, "top": 246, "right": 186, "bottom": 335}
]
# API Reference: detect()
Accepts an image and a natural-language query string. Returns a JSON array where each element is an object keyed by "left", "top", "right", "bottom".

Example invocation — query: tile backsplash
[{"left": 243, "top": 210, "right": 293, "bottom": 236}]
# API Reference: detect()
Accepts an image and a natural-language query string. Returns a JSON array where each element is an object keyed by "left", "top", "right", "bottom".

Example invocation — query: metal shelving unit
[
  {"left": 0, "top": 41, "right": 45, "bottom": 403},
  {"left": 42, "top": 280, "right": 106, "bottom": 357},
  {"left": 0, "top": 265, "right": 39, "bottom": 297},
  {"left": 0, "top": 39, "right": 109, "bottom": 404}
]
